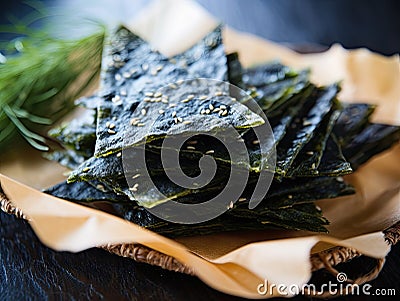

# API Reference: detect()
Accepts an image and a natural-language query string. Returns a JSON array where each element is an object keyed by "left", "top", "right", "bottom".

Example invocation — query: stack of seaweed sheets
[{"left": 45, "top": 26, "right": 400, "bottom": 237}]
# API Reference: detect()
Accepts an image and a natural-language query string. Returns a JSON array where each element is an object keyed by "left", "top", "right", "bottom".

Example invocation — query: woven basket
[{"left": 1, "top": 191, "right": 399, "bottom": 298}]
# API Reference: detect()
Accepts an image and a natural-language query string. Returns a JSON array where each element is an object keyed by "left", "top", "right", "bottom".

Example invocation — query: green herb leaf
[{"left": 0, "top": 23, "right": 105, "bottom": 151}]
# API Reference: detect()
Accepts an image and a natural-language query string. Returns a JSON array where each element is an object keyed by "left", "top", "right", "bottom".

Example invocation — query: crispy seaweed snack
[{"left": 45, "top": 26, "right": 400, "bottom": 237}]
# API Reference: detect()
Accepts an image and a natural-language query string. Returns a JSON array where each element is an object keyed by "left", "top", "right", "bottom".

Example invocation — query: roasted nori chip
[
  {"left": 172, "top": 25, "right": 227, "bottom": 79},
  {"left": 48, "top": 109, "right": 96, "bottom": 158},
  {"left": 311, "top": 134, "right": 353, "bottom": 176},
  {"left": 43, "top": 149, "right": 87, "bottom": 170},
  {"left": 263, "top": 176, "right": 355, "bottom": 208},
  {"left": 342, "top": 123, "right": 400, "bottom": 169},
  {"left": 44, "top": 180, "right": 128, "bottom": 203},
  {"left": 275, "top": 85, "right": 339, "bottom": 179},
  {"left": 112, "top": 201, "right": 329, "bottom": 237},
  {"left": 334, "top": 103, "right": 376, "bottom": 145},
  {"left": 94, "top": 26, "right": 230, "bottom": 157},
  {"left": 242, "top": 62, "right": 295, "bottom": 87},
  {"left": 287, "top": 100, "right": 344, "bottom": 177},
  {"left": 226, "top": 52, "right": 243, "bottom": 87}
]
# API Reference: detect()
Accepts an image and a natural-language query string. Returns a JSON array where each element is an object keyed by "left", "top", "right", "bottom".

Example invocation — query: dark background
[
  {"left": 196, "top": 0, "right": 400, "bottom": 55},
  {"left": 1, "top": 0, "right": 399, "bottom": 55},
  {"left": 1, "top": 1, "right": 399, "bottom": 300}
]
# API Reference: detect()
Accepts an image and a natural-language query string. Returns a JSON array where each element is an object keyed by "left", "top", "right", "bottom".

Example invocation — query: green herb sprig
[{"left": 0, "top": 22, "right": 105, "bottom": 151}]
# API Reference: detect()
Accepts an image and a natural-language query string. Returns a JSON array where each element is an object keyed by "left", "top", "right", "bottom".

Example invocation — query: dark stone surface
[{"left": 0, "top": 211, "right": 241, "bottom": 301}]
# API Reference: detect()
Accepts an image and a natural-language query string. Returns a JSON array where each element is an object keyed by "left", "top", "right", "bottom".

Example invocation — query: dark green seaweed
[
  {"left": 94, "top": 26, "right": 231, "bottom": 157},
  {"left": 44, "top": 180, "right": 128, "bottom": 203},
  {"left": 43, "top": 149, "right": 86, "bottom": 170},
  {"left": 334, "top": 103, "right": 376, "bottom": 145},
  {"left": 287, "top": 100, "right": 342, "bottom": 177},
  {"left": 275, "top": 85, "right": 339, "bottom": 179},
  {"left": 342, "top": 123, "right": 400, "bottom": 169},
  {"left": 113, "top": 202, "right": 329, "bottom": 237},
  {"left": 48, "top": 109, "right": 96, "bottom": 158}
]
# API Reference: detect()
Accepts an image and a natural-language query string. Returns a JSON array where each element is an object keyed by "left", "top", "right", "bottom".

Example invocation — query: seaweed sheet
[
  {"left": 44, "top": 149, "right": 87, "bottom": 170},
  {"left": 94, "top": 26, "right": 230, "bottom": 157},
  {"left": 48, "top": 110, "right": 96, "bottom": 158},
  {"left": 334, "top": 103, "right": 376, "bottom": 145},
  {"left": 51, "top": 26, "right": 228, "bottom": 164},
  {"left": 287, "top": 101, "right": 342, "bottom": 177},
  {"left": 343, "top": 123, "right": 400, "bottom": 169},
  {"left": 275, "top": 85, "right": 339, "bottom": 179},
  {"left": 112, "top": 202, "right": 329, "bottom": 237},
  {"left": 45, "top": 180, "right": 128, "bottom": 203},
  {"left": 46, "top": 173, "right": 341, "bottom": 235}
]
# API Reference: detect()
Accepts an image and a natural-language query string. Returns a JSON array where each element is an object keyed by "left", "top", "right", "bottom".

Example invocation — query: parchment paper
[{"left": 0, "top": 0, "right": 399, "bottom": 298}]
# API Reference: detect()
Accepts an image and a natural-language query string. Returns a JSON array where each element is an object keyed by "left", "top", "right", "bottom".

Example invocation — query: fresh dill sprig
[{"left": 0, "top": 21, "right": 105, "bottom": 151}]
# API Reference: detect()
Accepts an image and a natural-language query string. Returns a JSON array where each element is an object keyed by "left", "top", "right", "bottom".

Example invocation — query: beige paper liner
[{"left": 0, "top": 0, "right": 399, "bottom": 298}]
